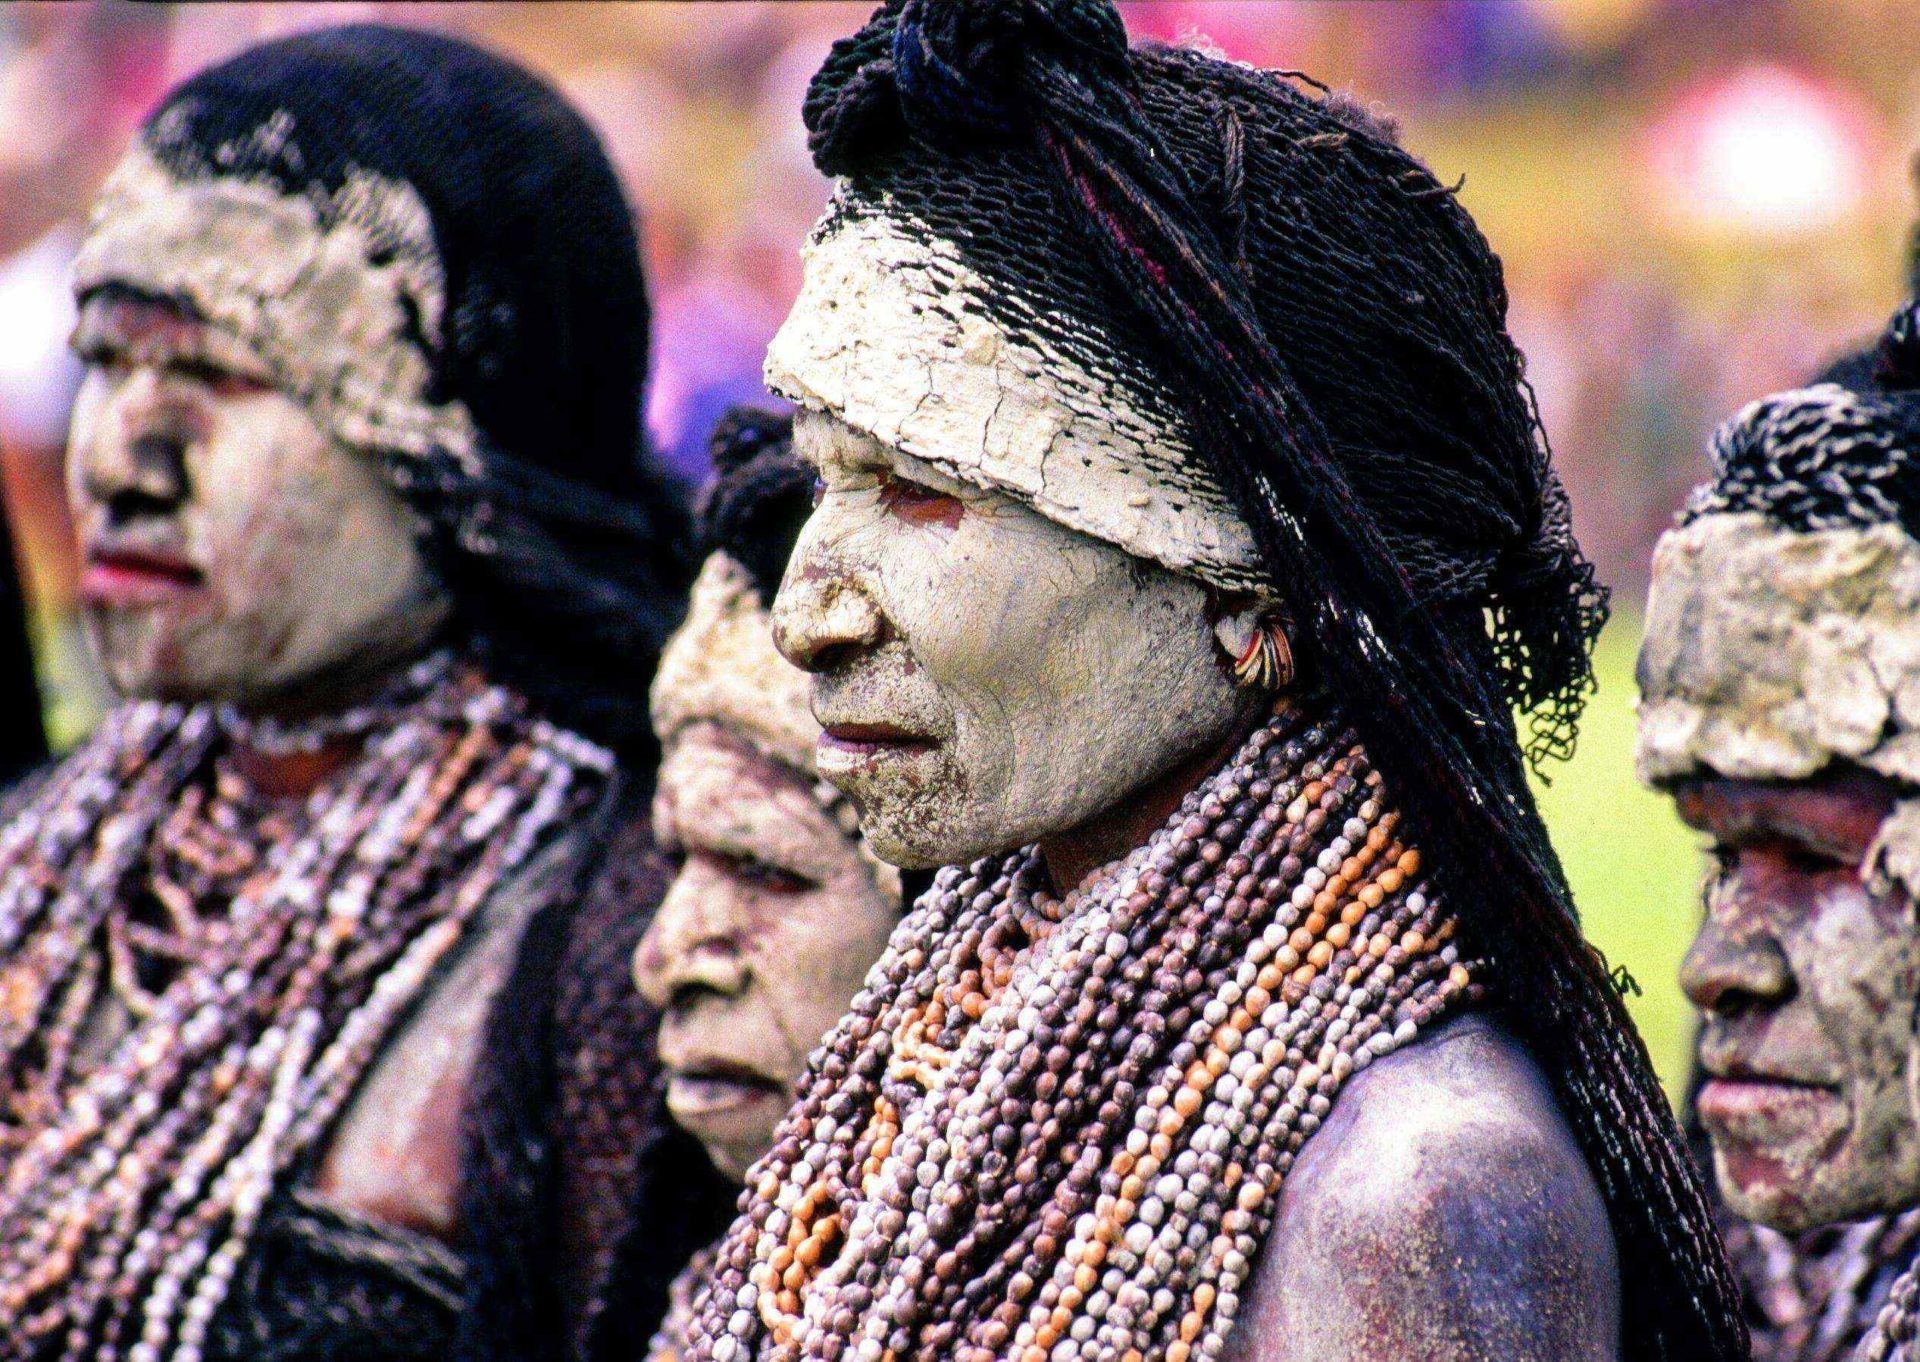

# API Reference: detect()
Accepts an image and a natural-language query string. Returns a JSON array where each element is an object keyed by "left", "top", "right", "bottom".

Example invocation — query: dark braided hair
[{"left": 791, "top": 3, "right": 1740, "bottom": 1357}]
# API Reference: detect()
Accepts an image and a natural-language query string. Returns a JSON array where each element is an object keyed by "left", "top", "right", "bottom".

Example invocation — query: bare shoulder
[{"left": 1222, "top": 1013, "right": 1620, "bottom": 1362}]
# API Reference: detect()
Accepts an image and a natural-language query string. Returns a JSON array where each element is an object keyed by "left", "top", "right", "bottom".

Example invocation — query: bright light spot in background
[
  {"left": 0, "top": 227, "right": 80, "bottom": 449},
  {"left": 1643, "top": 64, "right": 1880, "bottom": 237}
]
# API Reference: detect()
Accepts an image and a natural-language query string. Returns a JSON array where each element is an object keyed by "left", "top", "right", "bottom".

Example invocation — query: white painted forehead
[
  {"left": 766, "top": 204, "right": 1266, "bottom": 594},
  {"left": 71, "top": 138, "right": 479, "bottom": 473},
  {"left": 1635, "top": 512, "right": 1920, "bottom": 787}
]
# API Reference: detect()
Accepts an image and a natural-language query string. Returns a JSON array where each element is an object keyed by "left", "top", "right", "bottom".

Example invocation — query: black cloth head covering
[
  {"left": 96, "top": 23, "right": 691, "bottom": 757},
  {"left": 1685, "top": 305, "right": 1920, "bottom": 539},
  {"left": 797, "top": 3, "right": 1742, "bottom": 1357}
]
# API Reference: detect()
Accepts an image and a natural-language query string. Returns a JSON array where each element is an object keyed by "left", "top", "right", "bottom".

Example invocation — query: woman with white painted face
[
  {"left": 635, "top": 411, "right": 926, "bottom": 1362},
  {"left": 0, "top": 27, "right": 705, "bottom": 1362},
  {"left": 665, "top": 4, "right": 1744, "bottom": 1362},
  {"left": 1638, "top": 322, "right": 1920, "bottom": 1362}
]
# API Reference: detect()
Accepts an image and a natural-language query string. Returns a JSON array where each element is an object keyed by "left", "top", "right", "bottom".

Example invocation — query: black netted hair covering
[
  {"left": 797, "top": 3, "right": 1742, "bottom": 1357},
  {"left": 126, "top": 24, "right": 691, "bottom": 757},
  {"left": 695, "top": 406, "right": 816, "bottom": 606},
  {"left": 1684, "top": 303, "right": 1920, "bottom": 539}
]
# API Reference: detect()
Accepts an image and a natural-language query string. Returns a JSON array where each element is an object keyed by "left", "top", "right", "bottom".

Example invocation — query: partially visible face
[
  {"left": 66, "top": 289, "right": 447, "bottom": 707},
  {"left": 636, "top": 723, "right": 898, "bottom": 1180},
  {"left": 770, "top": 411, "right": 1256, "bottom": 870},
  {"left": 1677, "top": 769, "right": 1920, "bottom": 1231}
]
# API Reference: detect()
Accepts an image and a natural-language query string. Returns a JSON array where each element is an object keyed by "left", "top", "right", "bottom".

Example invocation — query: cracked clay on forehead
[
  {"left": 764, "top": 204, "right": 1266, "bottom": 593},
  {"left": 72, "top": 128, "right": 480, "bottom": 471},
  {"left": 1639, "top": 512, "right": 1920, "bottom": 897}
]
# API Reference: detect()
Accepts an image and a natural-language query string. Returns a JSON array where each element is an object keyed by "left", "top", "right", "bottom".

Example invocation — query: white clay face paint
[
  {"left": 66, "top": 295, "right": 447, "bottom": 708},
  {"left": 773, "top": 412, "right": 1258, "bottom": 873},
  {"left": 1638, "top": 513, "right": 1920, "bottom": 786},
  {"left": 1639, "top": 511, "right": 1920, "bottom": 902},
  {"left": 73, "top": 136, "right": 480, "bottom": 470},
  {"left": 765, "top": 208, "right": 1265, "bottom": 594},
  {"left": 1690, "top": 852, "right": 1920, "bottom": 1231},
  {"left": 638, "top": 725, "right": 900, "bottom": 1181}
]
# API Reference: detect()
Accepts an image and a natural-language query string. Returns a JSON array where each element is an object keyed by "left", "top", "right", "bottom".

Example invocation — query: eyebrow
[{"left": 673, "top": 793, "right": 840, "bottom": 876}]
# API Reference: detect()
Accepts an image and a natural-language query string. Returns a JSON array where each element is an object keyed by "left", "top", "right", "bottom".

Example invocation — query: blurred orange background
[{"left": 7, "top": 0, "right": 1920, "bottom": 1093}]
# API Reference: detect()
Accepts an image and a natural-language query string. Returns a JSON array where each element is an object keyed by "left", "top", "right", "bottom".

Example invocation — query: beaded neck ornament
[
  {"left": 1865, "top": 1261, "right": 1920, "bottom": 1362},
  {"left": 665, "top": 700, "right": 1479, "bottom": 1362},
  {"left": 0, "top": 653, "right": 611, "bottom": 1362}
]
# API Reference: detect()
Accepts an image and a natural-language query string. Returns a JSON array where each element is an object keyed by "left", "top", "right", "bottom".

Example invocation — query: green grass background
[{"left": 1532, "top": 608, "right": 1701, "bottom": 1104}]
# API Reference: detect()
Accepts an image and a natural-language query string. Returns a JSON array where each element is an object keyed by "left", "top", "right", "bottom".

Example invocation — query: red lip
[
  {"left": 80, "top": 546, "right": 204, "bottom": 607},
  {"left": 820, "top": 722, "right": 937, "bottom": 755},
  {"left": 1696, "top": 1076, "right": 1843, "bottom": 1126}
]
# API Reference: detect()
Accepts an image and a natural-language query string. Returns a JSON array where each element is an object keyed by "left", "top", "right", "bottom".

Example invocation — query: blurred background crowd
[{"left": 6, "top": 0, "right": 1919, "bottom": 1095}]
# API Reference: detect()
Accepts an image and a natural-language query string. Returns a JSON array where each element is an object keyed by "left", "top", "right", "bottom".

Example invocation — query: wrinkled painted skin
[
  {"left": 1676, "top": 769, "right": 1920, "bottom": 1233},
  {"left": 772, "top": 410, "right": 1619, "bottom": 1361},
  {"left": 773, "top": 411, "right": 1261, "bottom": 874},
  {"left": 637, "top": 723, "right": 899, "bottom": 1180},
  {"left": 67, "top": 290, "right": 448, "bottom": 714}
]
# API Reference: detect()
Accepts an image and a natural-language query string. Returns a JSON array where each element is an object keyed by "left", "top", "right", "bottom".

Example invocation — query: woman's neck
[
  {"left": 219, "top": 631, "right": 455, "bottom": 799},
  {"left": 1038, "top": 708, "right": 1265, "bottom": 897}
]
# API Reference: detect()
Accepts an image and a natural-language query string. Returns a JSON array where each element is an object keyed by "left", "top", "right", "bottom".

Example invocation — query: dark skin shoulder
[{"left": 1222, "top": 1013, "right": 1620, "bottom": 1362}]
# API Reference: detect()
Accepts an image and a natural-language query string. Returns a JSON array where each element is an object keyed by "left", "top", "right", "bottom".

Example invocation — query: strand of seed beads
[
  {"left": 1863, "top": 1265, "right": 1920, "bottom": 1362},
  {"left": 0, "top": 660, "right": 611, "bottom": 1362},
  {"left": 681, "top": 713, "right": 1275, "bottom": 1362},
  {"left": 1062, "top": 758, "right": 1395, "bottom": 1361},
  {"left": 922, "top": 718, "right": 1335, "bottom": 1359},
  {"left": 1004, "top": 734, "right": 1386, "bottom": 1362},
  {"left": 721, "top": 706, "right": 1351, "bottom": 1352},
  {"left": 692, "top": 700, "right": 1476, "bottom": 1362},
  {"left": 958, "top": 720, "right": 1344, "bottom": 1360},
  {"left": 686, "top": 861, "right": 996, "bottom": 1354}
]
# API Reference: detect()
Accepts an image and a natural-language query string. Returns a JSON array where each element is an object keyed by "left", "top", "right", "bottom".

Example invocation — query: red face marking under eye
[{"left": 878, "top": 473, "right": 963, "bottom": 530}]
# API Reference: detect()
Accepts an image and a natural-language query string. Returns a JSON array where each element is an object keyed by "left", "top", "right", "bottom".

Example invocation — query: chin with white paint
[
  {"left": 67, "top": 289, "right": 449, "bottom": 710},
  {"left": 636, "top": 723, "right": 900, "bottom": 1180},
  {"left": 772, "top": 411, "right": 1258, "bottom": 871}
]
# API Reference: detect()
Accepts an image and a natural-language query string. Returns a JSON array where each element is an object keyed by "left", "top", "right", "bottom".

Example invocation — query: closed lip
[
  {"left": 665, "top": 1058, "right": 786, "bottom": 1115},
  {"left": 1696, "top": 1073, "right": 1842, "bottom": 1123},
  {"left": 80, "top": 543, "right": 204, "bottom": 605},
  {"left": 818, "top": 721, "right": 939, "bottom": 755}
]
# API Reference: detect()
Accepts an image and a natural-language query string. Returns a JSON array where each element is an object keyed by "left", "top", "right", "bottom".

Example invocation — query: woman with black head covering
[
  {"left": 0, "top": 25, "right": 718, "bottom": 1362},
  {"left": 666, "top": 3, "right": 1745, "bottom": 1360}
]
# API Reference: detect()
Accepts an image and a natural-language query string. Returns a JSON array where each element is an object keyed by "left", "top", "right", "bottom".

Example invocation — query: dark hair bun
[{"left": 696, "top": 407, "right": 812, "bottom": 606}]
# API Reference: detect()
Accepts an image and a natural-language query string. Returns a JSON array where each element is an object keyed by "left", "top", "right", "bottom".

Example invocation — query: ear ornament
[{"left": 1215, "top": 607, "right": 1293, "bottom": 691}]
